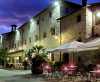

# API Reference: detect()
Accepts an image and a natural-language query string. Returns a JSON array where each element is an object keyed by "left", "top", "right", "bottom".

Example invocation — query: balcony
[{"left": 8, "top": 44, "right": 27, "bottom": 53}]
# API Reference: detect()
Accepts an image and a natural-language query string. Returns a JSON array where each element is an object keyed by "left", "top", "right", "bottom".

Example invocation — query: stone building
[
  {"left": 59, "top": 3, "right": 100, "bottom": 64},
  {"left": 1, "top": 0, "right": 100, "bottom": 67}
]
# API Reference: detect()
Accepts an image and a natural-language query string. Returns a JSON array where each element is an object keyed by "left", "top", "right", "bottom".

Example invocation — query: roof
[
  {"left": 88, "top": 2, "right": 100, "bottom": 11},
  {"left": 35, "top": 0, "right": 82, "bottom": 18},
  {"left": 85, "top": 38, "right": 100, "bottom": 47},
  {"left": 1, "top": 1, "right": 82, "bottom": 35},
  {"left": 57, "top": 7, "right": 82, "bottom": 20},
  {"left": 2, "top": 31, "right": 12, "bottom": 36},
  {"left": 90, "top": 2, "right": 100, "bottom": 7}
]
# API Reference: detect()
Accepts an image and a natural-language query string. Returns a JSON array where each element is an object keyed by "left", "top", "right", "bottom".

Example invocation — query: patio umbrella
[
  {"left": 52, "top": 41, "right": 85, "bottom": 52},
  {"left": 46, "top": 40, "right": 99, "bottom": 65},
  {"left": 50, "top": 41, "right": 86, "bottom": 63},
  {"left": 50, "top": 40, "right": 99, "bottom": 52},
  {"left": 85, "top": 38, "right": 100, "bottom": 48}
]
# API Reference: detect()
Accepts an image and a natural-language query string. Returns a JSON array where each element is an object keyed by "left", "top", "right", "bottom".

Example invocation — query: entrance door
[{"left": 63, "top": 53, "right": 69, "bottom": 64}]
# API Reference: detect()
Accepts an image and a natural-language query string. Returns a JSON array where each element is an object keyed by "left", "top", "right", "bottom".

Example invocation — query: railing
[{"left": 8, "top": 45, "right": 26, "bottom": 53}]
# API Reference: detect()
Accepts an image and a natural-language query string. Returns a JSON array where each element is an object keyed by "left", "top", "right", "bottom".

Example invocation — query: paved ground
[
  {"left": 0, "top": 69, "right": 94, "bottom": 82},
  {"left": 0, "top": 69, "right": 46, "bottom": 82}
]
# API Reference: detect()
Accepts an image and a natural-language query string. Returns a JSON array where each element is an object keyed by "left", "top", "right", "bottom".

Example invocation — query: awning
[
  {"left": 47, "top": 40, "right": 99, "bottom": 53},
  {"left": 47, "top": 41, "right": 86, "bottom": 52},
  {"left": 85, "top": 38, "right": 100, "bottom": 47}
]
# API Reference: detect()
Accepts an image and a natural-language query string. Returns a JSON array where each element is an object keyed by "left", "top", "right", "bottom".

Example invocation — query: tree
[
  {"left": 26, "top": 45, "right": 48, "bottom": 60},
  {"left": 27, "top": 45, "right": 48, "bottom": 74},
  {"left": 0, "top": 48, "right": 8, "bottom": 67},
  {"left": 32, "top": 45, "right": 48, "bottom": 60},
  {"left": 32, "top": 45, "right": 43, "bottom": 54}
]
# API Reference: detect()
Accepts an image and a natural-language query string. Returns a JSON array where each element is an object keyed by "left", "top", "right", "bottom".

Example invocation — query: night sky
[{"left": 0, "top": 0, "right": 100, "bottom": 34}]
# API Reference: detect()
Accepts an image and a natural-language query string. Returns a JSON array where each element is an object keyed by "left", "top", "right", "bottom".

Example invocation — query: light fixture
[
  {"left": 96, "top": 12, "right": 100, "bottom": 17},
  {"left": 25, "top": 57, "right": 28, "bottom": 60},
  {"left": 16, "top": 57, "right": 19, "bottom": 60},
  {"left": 54, "top": 0, "right": 59, "bottom": 6},
  {"left": 54, "top": 35, "right": 58, "bottom": 40}
]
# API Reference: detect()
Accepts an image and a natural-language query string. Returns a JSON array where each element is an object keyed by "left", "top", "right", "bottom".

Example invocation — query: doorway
[{"left": 63, "top": 53, "right": 69, "bottom": 64}]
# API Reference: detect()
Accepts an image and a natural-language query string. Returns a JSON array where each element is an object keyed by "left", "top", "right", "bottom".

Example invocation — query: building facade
[
  {"left": 0, "top": 0, "right": 100, "bottom": 67},
  {"left": 59, "top": 3, "right": 100, "bottom": 64}
]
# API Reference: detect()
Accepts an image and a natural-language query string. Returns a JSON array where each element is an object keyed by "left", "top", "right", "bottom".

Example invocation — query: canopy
[
  {"left": 49, "top": 41, "right": 86, "bottom": 52},
  {"left": 47, "top": 41, "right": 99, "bottom": 52},
  {"left": 85, "top": 38, "right": 100, "bottom": 47}
]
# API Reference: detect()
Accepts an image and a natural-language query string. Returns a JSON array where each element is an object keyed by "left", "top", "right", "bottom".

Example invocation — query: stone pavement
[
  {"left": 0, "top": 69, "right": 31, "bottom": 82},
  {"left": 0, "top": 69, "right": 94, "bottom": 82}
]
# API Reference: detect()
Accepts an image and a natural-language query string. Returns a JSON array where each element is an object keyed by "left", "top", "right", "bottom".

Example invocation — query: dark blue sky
[{"left": 0, "top": 0, "right": 100, "bottom": 34}]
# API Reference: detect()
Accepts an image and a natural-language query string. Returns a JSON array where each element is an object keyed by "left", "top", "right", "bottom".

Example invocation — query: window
[
  {"left": 51, "top": 54, "right": 54, "bottom": 61},
  {"left": 29, "top": 37, "right": 31, "bottom": 43},
  {"left": 18, "top": 42, "right": 20, "bottom": 47},
  {"left": 14, "top": 44, "right": 16, "bottom": 48},
  {"left": 43, "top": 32, "right": 47, "bottom": 38},
  {"left": 50, "top": 27, "right": 55, "bottom": 35},
  {"left": 35, "top": 35, "right": 38, "bottom": 41},
  {"left": 77, "top": 14, "right": 81, "bottom": 22},
  {"left": 24, "top": 40, "right": 26, "bottom": 44},
  {"left": 19, "top": 56, "right": 22, "bottom": 63},
  {"left": 41, "top": 17, "right": 44, "bottom": 21},
  {"left": 49, "top": 11, "right": 52, "bottom": 18},
  {"left": 37, "top": 20, "right": 39, "bottom": 25}
]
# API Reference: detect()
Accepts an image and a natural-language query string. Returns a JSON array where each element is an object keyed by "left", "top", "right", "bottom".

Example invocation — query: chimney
[
  {"left": 82, "top": 0, "right": 87, "bottom": 6},
  {"left": 11, "top": 25, "right": 17, "bottom": 31}
]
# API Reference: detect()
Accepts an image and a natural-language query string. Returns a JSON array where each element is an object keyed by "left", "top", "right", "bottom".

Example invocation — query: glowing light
[
  {"left": 45, "top": 65, "right": 49, "bottom": 69},
  {"left": 47, "top": 53, "right": 52, "bottom": 61},
  {"left": 96, "top": 70, "right": 100, "bottom": 73},
  {"left": 54, "top": 35, "right": 58, "bottom": 40},
  {"left": 54, "top": 0, "right": 60, "bottom": 6},
  {"left": 63, "top": 67, "right": 68, "bottom": 71},
  {"left": 30, "top": 19, "right": 35, "bottom": 33},
  {"left": 15, "top": 29, "right": 20, "bottom": 41},
  {"left": 68, "top": 64, "right": 77, "bottom": 69},
  {"left": 96, "top": 12, "right": 100, "bottom": 17},
  {"left": 7, "top": 58, "right": 9, "bottom": 61},
  {"left": 61, "top": 64, "right": 69, "bottom": 72},
  {"left": 44, "top": 64, "right": 51, "bottom": 70},
  {"left": 25, "top": 57, "right": 28, "bottom": 60},
  {"left": 16, "top": 57, "right": 19, "bottom": 60}
]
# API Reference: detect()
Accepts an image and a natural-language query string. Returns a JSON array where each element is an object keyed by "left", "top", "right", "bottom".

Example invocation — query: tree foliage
[
  {"left": 27, "top": 45, "right": 48, "bottom": 60},
  {"left": 26, "top": 45, "right": 49, "bottom": 74},
  {"left": 0, "top": 48, "right": 8, "bottom": 65}
]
